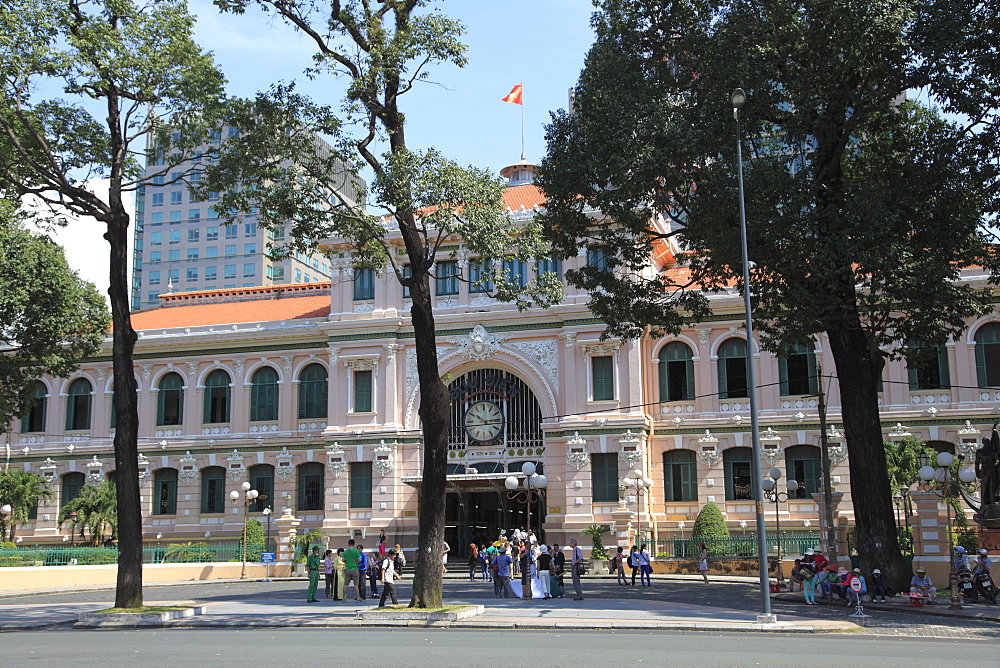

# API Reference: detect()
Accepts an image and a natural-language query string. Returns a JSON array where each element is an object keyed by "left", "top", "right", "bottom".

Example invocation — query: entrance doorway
[{"left": 445, "top": 490, "right": 546, "bottom": 557}]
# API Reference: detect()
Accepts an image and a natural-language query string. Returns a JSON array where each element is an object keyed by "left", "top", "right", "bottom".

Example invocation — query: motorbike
[
  {"left": 959, "top": 568, "right": 976, "bottom": 601},
  {"left": 972, "top": 570, "right": 998, "bottom": 604}
]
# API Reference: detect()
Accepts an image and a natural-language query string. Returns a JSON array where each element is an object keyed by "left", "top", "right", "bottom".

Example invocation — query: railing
[
  {"left": 648, "top": 533, "right": 822, "bottom": 559},
  {"left": 0, "top": 540, "right": 276, "bottom": 567}
]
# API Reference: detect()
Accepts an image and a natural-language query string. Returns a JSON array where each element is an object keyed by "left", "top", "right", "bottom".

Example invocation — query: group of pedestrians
[
  {"left": 468, "top": 530, "right": 586, "bottom": 601},
  {"left": 611, "top": 544, "right": 654, "bottom": 587},
  {"left": 305, "top": 530, "right": 408, "bottom": 608}
]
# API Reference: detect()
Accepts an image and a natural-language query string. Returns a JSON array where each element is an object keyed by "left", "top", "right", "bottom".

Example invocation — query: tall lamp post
[
  {"left": 0, "top": 504, "right": 10, "bottom": 543},
  {"left": 761, "top": 468, "right": 798, "bottom": 588},
  {"left": 69, "top": 511, "right": 78, "bottom": 547},
  {"left": 230, "top": 481, "right": 259, "bottom": 580},
  {"left": 262, "top": 506, "right": 272, "bottom": 582},
  {"left": 732, "top": 86, "right": 776, "bottom": 623},
  {"left": 918, "top": 451, "right": 973, "bottom": 610},
  {"left": 504, "top": 462, "right": 548, "bottom": 600},
  {"left": 621, "top": 470, "right": 654, "bottom": 546}
]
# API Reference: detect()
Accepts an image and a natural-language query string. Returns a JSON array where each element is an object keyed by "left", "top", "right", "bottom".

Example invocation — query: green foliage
[
  {"left": 239, "top": 517, "right": 266, "bottom": 562},
  {"left": 0, "top": 205, "right": 109, "bottom": 434},
  {"left": 692, "top": 503, "right": 729, "bottom": 540},
  {"left": 59, "top": 481, "right": 117, "bottom": 546},
  {"left": 293, "top": 528, "right": 325, "bottom": 560},
  {"left": 0, "top": 468, "right": 53, "bottom": 541},
  {"left": 884, "top": 437, "right": 937, "bottom": 494},
  {"left": 581, "top": 524, "right": 611, "bottom": 560},
  {"left": 0, "top": 542, "right": 15, "bottom": 550},
  {"left": 162, "top": 542, "right": 216, "bottom": 563}
]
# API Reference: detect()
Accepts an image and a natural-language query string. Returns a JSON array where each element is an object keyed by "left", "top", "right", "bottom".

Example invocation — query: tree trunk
[
  {"left": 106, "top": 209, "right": 143, "bottom": 609},
  {"left": 827, "top": 325, "right": 908, "bottom": 589},
  {"left": 407, "top": 275, "right": 448, "bottom": 609}
]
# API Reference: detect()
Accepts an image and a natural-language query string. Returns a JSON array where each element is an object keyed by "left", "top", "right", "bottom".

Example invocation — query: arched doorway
[{"left": 444, "top": 369, "right": 545, "bottom": 555}]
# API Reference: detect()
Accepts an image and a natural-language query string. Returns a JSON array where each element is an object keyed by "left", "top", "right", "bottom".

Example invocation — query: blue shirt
[
  {"left": 359, "top": 552, "right": 368, "bottom": 570},
  {"left": 495, "top": 554, "right": 514, "bottom": 577}
]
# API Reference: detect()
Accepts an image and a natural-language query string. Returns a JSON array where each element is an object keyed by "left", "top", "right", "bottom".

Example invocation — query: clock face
[{"left": 464, "top": 400, "right": 504, "bottom": 443}]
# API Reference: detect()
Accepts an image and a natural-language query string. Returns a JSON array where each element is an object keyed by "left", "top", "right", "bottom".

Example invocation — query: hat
[
  {"left": 956, "top": 546, "right": 966, "bottom": 553},
  {"left": 980, "top": 548, "right": 989, "bottom": 556},
  {"left": 852, "top": 567, "right": 861, "bottom": 574},
  {"left": 827, "top": 565, "right": 836, "bottom": 571},
  {"left": 804, "top": 548, "right": 814, "bottom": 556},
  {"left": 540, "top": 545, "right": 548, "bottom": 554},
  {"left": 699, "top": 542, "right": 706, "bottom": 548},
  {"left": 500, "top": 547, "right": 508, "bottom": 554},
  {"left": 916, "top": 567, "right": 926, "bottom": 573},
  {"left": 873, "top": 569, "right": 881, "bottom": 574}
]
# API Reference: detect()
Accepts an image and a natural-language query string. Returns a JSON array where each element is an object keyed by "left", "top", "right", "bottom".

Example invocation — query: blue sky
[
  {"left": 58, "top": 1, "right": 598, "bottom": 295},
  {"left": 189, "top": 0, "right": 597, "bottom": 175}
]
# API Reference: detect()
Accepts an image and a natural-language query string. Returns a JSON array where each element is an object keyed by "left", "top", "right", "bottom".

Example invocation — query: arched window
[
  {"left": 718, "top": 338, "right": 748, "bottom": 399},
  {"left": 975, "top": 323, "right": 1000, "bottom": 388},
  {"left": 907, "top": 345, "right": 951, "bottom": 390},
  {"left": 153, "top": 468, "right": 179, "bottom": 515},
  {"left": 784, "top": 445, "right": 821, "bottom": 499},
  {"left": 65, "top": 378, "right": 93, "bottom": 431},
  {"left": 20, "top": 382, "right": 47, "bottom": 433},
  {"left": 61, "top": 472, "right": 85, "bottom": 509},
  {"left": 297, "top": 364, "right": 328, "bottom": 419},
  {"left": 203, "top": 369, "right": 231, "bottom": 423},
  {"left": 200, "top": 466, "right": 226, "bottom": 514},
  {"left": 724, "top": 447, "right": 754, "bottom": 500},
  {"left": 779, "top": 341, "right": 818, "bottom": 396},
  {"left": 659, "top": 342, "right": 695, "bottom": 402},
  {"left": 249, "top": 464, "right": 274, "bottom": 513},
  {"left": 663, "top": 449, "right": 697, "bottom": 502},
  {"left": 250, "top": 366, "right": 279, "bottom": 422},
  {"left": 156, "top": 372, "right": 185, "bottom": 425},
  {"left": 297, "top": 462, "right": 324, "bottom": 511}
]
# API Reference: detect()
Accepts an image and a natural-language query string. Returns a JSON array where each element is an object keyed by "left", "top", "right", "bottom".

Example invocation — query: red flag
[{"left": 501, "top": 84, "right": 523, "bottom": 105}]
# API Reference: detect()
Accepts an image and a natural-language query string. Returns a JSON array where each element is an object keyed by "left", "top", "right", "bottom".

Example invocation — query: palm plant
[
  {"left": 581, "top": 524, "right": 611, "bottom": 561},
  {"left": 58, "top": 481, "right": 117, "bottom": 546},
  {"left": 292, "top": 528, "right": 325, "bottom": 561},
  {"left": 0, "top": 469, "right": 53, "bottom": 541}
]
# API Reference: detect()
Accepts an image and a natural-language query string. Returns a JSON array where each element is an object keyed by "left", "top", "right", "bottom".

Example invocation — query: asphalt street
[{"left": 0, "top": 627, "right": 991, "bottom": 667}]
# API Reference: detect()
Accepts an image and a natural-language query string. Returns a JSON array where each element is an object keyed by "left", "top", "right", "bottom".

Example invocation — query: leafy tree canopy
[
  {"left": 692, "top": 502, "right": 729, "bottom": 540},
  {"left": 0, "top": 468, "right": 53, "bottom": 541},
  {"left": 59, "top": 480, "right": 118, "bottom": 547},
  {"left": 0, "top": 203, "right": 109, "bottom": 432}
]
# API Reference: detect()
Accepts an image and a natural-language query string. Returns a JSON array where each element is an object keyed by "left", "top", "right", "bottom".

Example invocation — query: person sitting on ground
[
  {"left": 814, "top": 564, "right": 835, "bottom": 598},
  {"left": 830, "top": 567, "right": 851, "bottom": 600},
  {"left": 790, "top": 558, "right": 805, "bottom": 592},
  {"left": 845, "top": 567, "right": 867, "bottom": 607},
  {"left": 869, "top": 568, "right": 892, "bottom": 603},
  {"left": 910, "top": 566, "right": 936, "bottom": 602},
  {"left": 811, "top": 548, "right": 830, "bottom": 574}
]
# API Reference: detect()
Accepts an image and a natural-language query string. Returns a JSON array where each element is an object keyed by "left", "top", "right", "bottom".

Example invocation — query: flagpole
[{"left": 520, "top": 81, "right": 525, "bottom": 160}]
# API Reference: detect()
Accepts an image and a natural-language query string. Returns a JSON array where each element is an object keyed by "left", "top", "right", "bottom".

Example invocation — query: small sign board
[
  {"left": 261, "top": 552, "right": 275, "bottom": 564},
  {"left": 850, "top": 576, "right": 862, "bottom": 593}
]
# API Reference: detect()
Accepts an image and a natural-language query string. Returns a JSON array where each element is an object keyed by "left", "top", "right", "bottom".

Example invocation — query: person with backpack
[
  {"left": 378, "top": 549, "right": 401, "bottom": 607},
  {"left": 798, "top": 557, "right": 817, "bottom": 605},
  {"left": 367, "top": 549, "right": 381, "bottom": 599}
]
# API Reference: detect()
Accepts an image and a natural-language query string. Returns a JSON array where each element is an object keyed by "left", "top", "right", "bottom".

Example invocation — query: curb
[{"left": 771, "top": 593, "right": 1000, "bottom": 623}]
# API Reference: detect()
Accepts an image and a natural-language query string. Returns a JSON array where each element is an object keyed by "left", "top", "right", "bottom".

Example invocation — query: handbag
[{"left": 575, "top": 562, "right": 587, "bottom": 576}]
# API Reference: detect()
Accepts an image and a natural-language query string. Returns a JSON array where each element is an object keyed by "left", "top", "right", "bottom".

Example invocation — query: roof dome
[{"left": 500, "top": 155, "right": 537, "bottom": 186}]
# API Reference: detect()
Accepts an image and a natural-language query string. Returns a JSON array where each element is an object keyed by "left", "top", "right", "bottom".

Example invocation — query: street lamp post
[
  {"left": 69, "top": 511, "right": 78, "bottom": 547},
  {"left": 761, "top": 468, "right": 798, "bottom": 589},
  {"left": 918, "top": 451, "right": 972, "bottom": 610},
  {"left": 621, "top": 469, "right": 654, "bottom": 546},
  {"left": 262, "top": 506, "right": 272, "bottom": 582},
  {"left": 230, "top": 481, "right": 259, "bottom": 580},
  {"left": 504, "top": 463, "right": 548, "bottom": 600},
  {"left": 732, "top": 87, "right": 776, "bottom": 623},
  {"left": 0, "top": 504, "right": 10, "bottom": 542}
]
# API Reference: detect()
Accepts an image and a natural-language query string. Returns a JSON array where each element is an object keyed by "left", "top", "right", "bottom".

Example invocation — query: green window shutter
[
  {"left": 354, "top": 268, "right": 374, "bottom": 300},
  {"left": 354, "top": 370, "right": 373, "bottom": 412},
  {"left": 592, "top": 356, "right": 614, "bottom": 401},
  {"left": 806, "top": 346, "right": 818, "bottom": 394},
  {"left": 249, "top": 465, "right": 275, "bottom": 512},
  {"left": 65, "top": 378, "right": 92, "bottom": 431},
  {"left": 200, "top": 467, "right": 226, "bottom": 513},
  {"left": 937, "top": 346, "right": 951, "bottom": 389},
  {"left": 21, "top": 383, "right": 46, "bottom": 433},
  {"left": 203, "top": 369, "right": 231, "bottom": 423},
  {"left": 250, "top": 366, "right": 279, "bottom": 421},
  {"left": 61, "top": 472, "right": 85, "bottom": 509},
  {"left": 591, "top": 453, "right": 618, "bottom": 502},
  {"left": 154, "top": 469, "right": 178, "bottom": 515},
  {"left": 157, "top": 373, "right": 184, "bottom": 426},
  {"left": 297, "top": 462, "right": 325, "bottom": 511},
  {"left": 350, "top": 462, "right": 373, "bottom": 508},
  {"left": 778, "top": 354, "right": 789, "bottom": 396},
  {"left": 298, "top": 364, "right": 328, "bottom": 419},
  {"left": 907, "top": 360, "right": 920, "bottom": 390},
  {"left": 401, "top": 264, "right": 412, "bottom": 298}
]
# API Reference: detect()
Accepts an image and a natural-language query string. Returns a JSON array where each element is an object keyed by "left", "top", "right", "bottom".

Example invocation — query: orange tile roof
[
  {"left": 503, "top": 184, "right": 546, "bottom": 211},
  {"left": 130, "top": 287, "right": 330, "bottom": 331}
]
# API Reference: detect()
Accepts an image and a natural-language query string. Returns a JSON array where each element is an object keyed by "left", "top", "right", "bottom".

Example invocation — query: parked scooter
[
  {"left": 959, "top": 567, "right": 977, "bottom": 601},
  {"left": 972, "top": 570, "right": 998, "bottom": 604}
]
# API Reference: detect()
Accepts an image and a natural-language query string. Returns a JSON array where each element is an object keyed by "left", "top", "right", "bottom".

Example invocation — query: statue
[{"left": 976, "top": 428, "right": 1000, "bottom": 507}]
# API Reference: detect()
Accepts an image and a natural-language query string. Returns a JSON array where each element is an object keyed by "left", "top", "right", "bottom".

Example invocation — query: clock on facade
[{"left": 463, "top": 400, "right": 504, "bottom": 443}]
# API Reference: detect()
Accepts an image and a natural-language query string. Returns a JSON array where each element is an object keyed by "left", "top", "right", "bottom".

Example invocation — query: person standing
[
  {"left": 343, "top": 539, "right": 363, "bottom": 601},
  {"left": 333, "top": 548, "right": 346, "bottom": 600},
  {"left": 800, "top": 559, "right": 817, "bottom": 605},
  {"left": 378, "top": 529, "right": 388, "bottom": 558},
  {"left": 357, "top": 544, "right": 368, "bottom": 599},
  {"left": 698, "top": 543, "right": 710, "bottom": 584},
  {"left": 367, "top": 549, "right": 381, "bottom": 599},
  {"left": 323, "top": 549, "right": 335, "bottom": 599},
  {"left": 393, "top": 544, "right": 406, "bottom": 577},
  {"left": 570, "top": 538, "right": 584, "bottom": 600},
  {"left": 639, "top": 544, "right": 652, "bottom": 587},
  {"left": 306, "top": 546, "right": 321, "bottom": 603},
  {"left": 378, "top": 549, "right": 401, "bottom": 607},
  {"left": 629, "top": 545, "right": 640, "bottom": 586},
  {"left": 552, "top": 544, "right": 565, "bottom": 592},
  {"left": 469, "top": 541, "right": 480, "bottom": 581},
  {"left": 495, "top": 547, "right": 516, "bottom": 598},
  {"left": 536, "top": 545, "right": 553, "bottom": 599},
  {"left": 442, "top": 540, "right": 450, "bottom": 574},
  {"left": 614, "top": 546, "right": 627, "bottom": 585}
]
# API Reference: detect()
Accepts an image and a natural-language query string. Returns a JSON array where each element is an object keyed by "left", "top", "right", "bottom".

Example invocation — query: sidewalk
[
  {"left": 0, "top": 576, "right": 853, "bottom": 633},
  {"left": 771, "top": 590, "right": 1000, "bottom": 623}
]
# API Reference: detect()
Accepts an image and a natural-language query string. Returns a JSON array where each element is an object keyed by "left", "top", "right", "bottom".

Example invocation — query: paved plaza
[{"left": 4, "top": 573, "right": 1000, "bottom": 639}]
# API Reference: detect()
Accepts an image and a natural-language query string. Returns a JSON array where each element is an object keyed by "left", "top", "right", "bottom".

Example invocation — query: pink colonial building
[{"left": 8, "top": 161, "right": 1000, "bottom": 558}]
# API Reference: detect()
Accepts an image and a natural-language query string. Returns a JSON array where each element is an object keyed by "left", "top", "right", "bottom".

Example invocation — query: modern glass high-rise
[{"left": 130, "top": 125, "right": 364, "bottom": 310}]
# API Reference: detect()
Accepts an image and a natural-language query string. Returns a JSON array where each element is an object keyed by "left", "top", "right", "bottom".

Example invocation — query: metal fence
[
  {"left": 646, "top": 533, "right": 822, "bottom": 559},
  {"left": 0, "top": 540, "right": 276, "bottom": 567}
]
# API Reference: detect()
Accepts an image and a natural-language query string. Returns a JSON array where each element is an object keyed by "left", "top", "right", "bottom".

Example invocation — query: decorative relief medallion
[
  {"left": 178, "top": 451, "right": 198, "bottom": 483},
  {"left": 447, "top": 324, "right": 507, "bottom": 362},
  {"left": 227, "top": 449, "right": 246, "bottom": 482},
  {"left": 86, "top": 456, "right": 104, "bottom": 485},
  {"left": 372, "top": 440, "right": 395, "bottom": 475},
  {"left": 566, "top": 432, "right": 589, "bottom": 470},
  {"left": 353, "top": 302, "right": 375, "bottom": 313},
  {"left": 470, "top": 295, "right": 494, "bottom": 307},
  {"left": 275, "top": 447, "right": 295, "bottom": 481},
  {"left": 618, "top": 430, "right": 643, "bottom": 470},
  {"left": 326, "top": 442, "right": 347, "bottom": 478},
  {"left": 697, "top": 430, "right": 722, "bottom": 468},
  {"left": 435, "top": 298, "right": 459, "bottom": 310}
]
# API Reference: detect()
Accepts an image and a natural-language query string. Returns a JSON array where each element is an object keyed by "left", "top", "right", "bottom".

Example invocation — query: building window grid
[
  {"left": 350, "top": 462, "right": 373, "bottom": 508},
  {"left": 591, "top": 453, "right": 619, "bottom": 503}
]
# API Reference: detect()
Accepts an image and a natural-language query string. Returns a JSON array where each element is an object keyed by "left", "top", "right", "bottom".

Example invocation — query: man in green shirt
[
  {"left": 306, "top": 546, "right": 321, "bottom": 603},
  {"left": 342, "top": 538, "right": 363, "bottom": 601}
]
